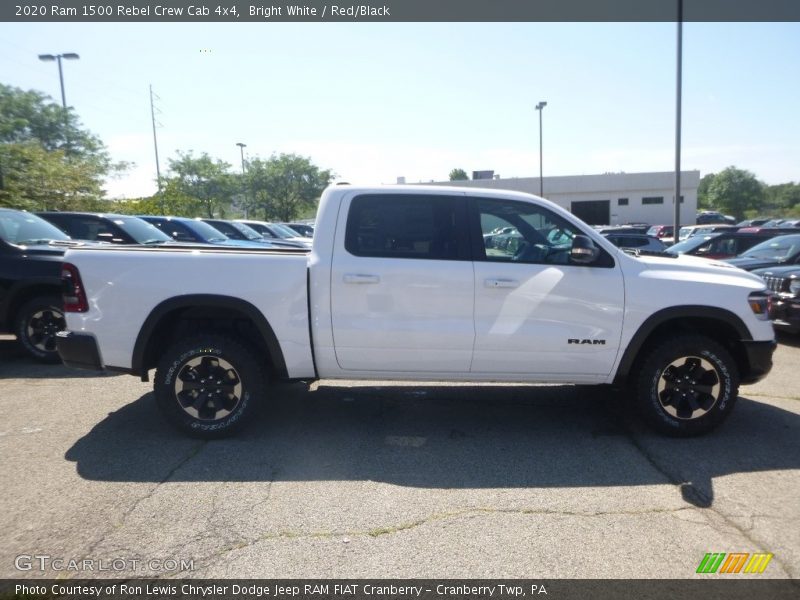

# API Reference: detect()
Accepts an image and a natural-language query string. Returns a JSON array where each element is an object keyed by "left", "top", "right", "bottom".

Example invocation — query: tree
[
  {"left": 0, "top": 141, "right": 108, "bottom": 211},
  {"left": 109, "top": 181, "right": 203, "bottom": 217},
  {"left": 165, "top": 151, "right": 235, "bottom": 218},
  {"left": 449, "top": 168, "right": 469, "bottom": 181},
  {"left": 705, "top": 166, "right": 764, "bottom": 220},
  {"left": 697, "top": 172, "right": 715, "bottom": 209},
  {"left": 0, "top": 84, "right": 127, "bottom": 209},
  {"left": 245, "top": 153, "right": 334, "bottom": 221}
]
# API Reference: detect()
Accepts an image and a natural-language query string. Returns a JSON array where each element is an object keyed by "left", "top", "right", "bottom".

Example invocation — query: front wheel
[
  {"left": 154, "top": 334, "right": 266, "bottom": 438},
  {"left": 635, "top": 335, "right": 739, "bottom": 437}
]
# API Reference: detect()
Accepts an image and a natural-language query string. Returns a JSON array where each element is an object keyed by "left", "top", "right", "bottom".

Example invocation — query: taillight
[{"left": 61, "top": 262, "right": 88, "bottom": 312}]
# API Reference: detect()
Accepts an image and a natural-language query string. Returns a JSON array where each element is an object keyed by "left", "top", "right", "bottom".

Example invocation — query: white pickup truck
[{"left": 57, "top": 185, "right": 775, "bottom": 438}]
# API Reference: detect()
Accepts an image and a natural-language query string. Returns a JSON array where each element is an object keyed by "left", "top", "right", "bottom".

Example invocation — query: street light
[
  {"left": 236, "top": 142, "right": 248, "bottom": 218},
  {"left": 535, "top": 101, "right": 547, "bottom": 197},
  {"left": 38, "top": 53, "right": 80, "bottom": 109}
]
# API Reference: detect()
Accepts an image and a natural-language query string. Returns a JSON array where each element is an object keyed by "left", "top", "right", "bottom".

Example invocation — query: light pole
[
  {"left": 38, "top": 53, "right": 80, "bottom": 109},
  {"left": 673, "top": 0, "right": 683, "bottom": 239},
  {"left": 236, "top": 142, "right": 248, "bottom": 218},
  {"left": 535, "top": 101, "right": 547, "bottom": 197}
]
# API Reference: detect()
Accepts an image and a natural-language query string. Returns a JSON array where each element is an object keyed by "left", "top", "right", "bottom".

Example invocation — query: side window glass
[
  {"left": 345, "top": 195, "right": 465, "bottom": 260},
  {"left": 475, "top": 198, "right": 581, "bottom": 265}
]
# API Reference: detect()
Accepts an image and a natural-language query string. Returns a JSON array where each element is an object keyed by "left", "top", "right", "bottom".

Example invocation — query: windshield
[
  {"left": 112, "top": 216, "right": 172, "bottom": 243},
  {"left": 665, "top": 234, "right": 720, "bottom": 254},
  {"left": 228, "top": 221, "right": 264, "bottom": 240},
  {"left": 185, "top": 219, "right": 230, "bottom": 242},
  {"left": 741, "top": 235, "right": 800, "bottom": 260},
  {"left": 271, "top": 223, "right": 300, "bottom": 238},
  {"left": 0, "top": 209, "right": 70, "bottom": 244}
]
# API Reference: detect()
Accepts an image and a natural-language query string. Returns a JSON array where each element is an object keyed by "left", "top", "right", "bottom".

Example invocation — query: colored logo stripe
[
  {"left": 697, "top": 552, "right": 773, "bottom": 574},
  {"left": 744, "top": 553, "right": 773, "bottom": 574}
]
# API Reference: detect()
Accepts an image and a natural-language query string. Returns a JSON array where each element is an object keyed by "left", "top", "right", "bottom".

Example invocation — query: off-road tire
[
  {"left": 635, "top": 334, "right": 739, "bottom": 437},
  {"left": 15, "top": 295, "right": 66, "bottom": 363},
  {"left": 154, "top": 334, "right": 266, "bottom": 438}
]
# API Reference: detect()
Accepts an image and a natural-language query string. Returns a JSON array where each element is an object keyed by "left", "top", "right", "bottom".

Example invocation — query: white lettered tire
[
  {"left": 154, "top": 334, "right": 265, "bottom": 438},
  {"left": 635, "top": 334, "right": 739, "bottom": 437}
]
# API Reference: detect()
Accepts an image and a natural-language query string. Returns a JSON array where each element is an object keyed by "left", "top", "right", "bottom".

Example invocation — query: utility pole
[
  {"left": 150, "top": 85, "right": 163, "bottom": 195},
  {"left": 535, "top": 101, "right": 547, "bottom": 197},
  {"left": 673, "top": 0, "right": 683, "bottom": 239},
  {"left": 236, "top": 142, "right": 248, "bottom": 218}
]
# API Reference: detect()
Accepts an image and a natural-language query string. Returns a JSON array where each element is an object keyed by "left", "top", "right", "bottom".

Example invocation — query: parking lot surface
[{"left": 1, "top": 334, "right": 798, "bottom": 579}]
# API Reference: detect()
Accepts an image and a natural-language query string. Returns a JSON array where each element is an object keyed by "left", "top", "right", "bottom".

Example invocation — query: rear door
[
  {"left": 469, "top": 196, "right": 624, "bottom": 377},
  {"left": 330, "top": 193, "right": 475, "bottom": 372}
]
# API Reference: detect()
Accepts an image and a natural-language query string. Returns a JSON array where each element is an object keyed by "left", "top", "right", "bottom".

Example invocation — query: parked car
[
  {"left": 0, "top": 209, "right": 74, "bottom": 362},
  {"left": 38, "top": 212, "right": 172, "bottom": 245},
  {"left": 753, "top": 265, "right": 800, "bottom": 334},
  {"left": 677, "top": 224, "right": 737, "bottom": 242},
  {"left": 602, "top": 233, "right": 666, "bottom": 252},
  {"left": 736, "top": 217, "right": 774, "bottom": 227},
  {"left": 596, "top": 225, "right": 650, "bottom": 235},
  {"left": 696, "top": 211, "right": 734, "bottom": 225},
  {"left": 646, "top": 224, "right": 675, "bottom": 245},
  {"left": 282, "top": 222, "right": 314, "bottom": 238},
  {"left": 201, "top": 219, "right": 300, "bottom": 248},
  {"left": 57, "top": 185, "right": 774, "bottom": 439},
  {"left": 667, "top": 231, "right": 781, "bottom": 260},
  {"left": 725, "top": 234, "right": 800, "bottom": 271},
  {"left": 236, "top": 219, "right": 313, "bottom": 248},
  {"left": 139, "top": 216, "right": 269, "bottom": 248}
]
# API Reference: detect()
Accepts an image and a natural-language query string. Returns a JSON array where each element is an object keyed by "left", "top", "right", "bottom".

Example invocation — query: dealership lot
[{"left": 0, "top": 334, "right": 798, "bottom": 579}]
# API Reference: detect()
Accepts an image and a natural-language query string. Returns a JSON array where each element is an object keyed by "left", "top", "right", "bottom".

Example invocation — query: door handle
[
  {"left": 343, "top": 273, "right": 381, "bottom": 284},
  {"left": 484, "top": 278, "right": 519, "bottom": 288}
]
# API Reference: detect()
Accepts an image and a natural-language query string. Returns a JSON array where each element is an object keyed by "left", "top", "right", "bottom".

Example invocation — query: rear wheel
[
  {"left": 154, "top": 334, "right": 265, "bottom": 438},
  {"left": 635, "top": 334, "right": 738, "bottom": 437},
  {"left": 15, "top": 295, "right": 65, "bottom": 363}
]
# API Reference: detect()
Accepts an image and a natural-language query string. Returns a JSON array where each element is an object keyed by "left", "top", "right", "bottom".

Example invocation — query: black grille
[{"left": 762, "top": 276, "right": 787, "bottom": 293}]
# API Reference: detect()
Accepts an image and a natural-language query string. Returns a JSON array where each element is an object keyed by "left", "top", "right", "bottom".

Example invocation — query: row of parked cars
[{"left": 0, "top": 209, "right": 314, "bottom": 362}]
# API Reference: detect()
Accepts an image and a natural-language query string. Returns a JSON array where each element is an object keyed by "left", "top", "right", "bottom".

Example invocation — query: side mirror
[{"left": 570, "top": 235, "right": 600, "bottom": 264}]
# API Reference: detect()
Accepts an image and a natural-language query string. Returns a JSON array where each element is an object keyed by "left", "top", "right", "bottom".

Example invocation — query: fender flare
[
  {"left": 131, "top": 294, "right": 287, "bottom": 378},
  {"left": 613, "top": 305, "right": 751, "bottom": 384}
]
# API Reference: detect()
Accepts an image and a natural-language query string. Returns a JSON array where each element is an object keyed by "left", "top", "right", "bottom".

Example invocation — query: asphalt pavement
[{"left": 0, "top": 334, "right": 798, "bottom": 579}]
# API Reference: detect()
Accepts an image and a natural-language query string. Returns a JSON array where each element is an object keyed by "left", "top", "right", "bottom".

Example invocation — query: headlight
[
  {"left": 790, "top": 280, "right": 800, "bottom": 296},
  {"left": 748, "top": 291, "right": 771, "bottom": 320}
]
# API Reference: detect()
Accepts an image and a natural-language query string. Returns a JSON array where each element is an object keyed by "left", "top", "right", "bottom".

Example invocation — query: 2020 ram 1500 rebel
[{"left": 56, "top": 186, "right": 776, "bottom": 438}]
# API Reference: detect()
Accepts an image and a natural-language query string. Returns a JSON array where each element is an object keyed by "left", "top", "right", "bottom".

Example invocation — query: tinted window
[
  {"left": 112, "top": 216, "right": 171, "bottom": 243},
  {"left": 345, "top": 194, "right": 467, "bottom": 260},
  {"left": 474, "top": 198, "right": 583, "bottom": 265},
  {"left": 46, "top": 215, "right": 130, "bottom": 244},
  {"left": 0, "top": 210, "right": 69, "bottom": 244},
  {"left": 147, "top": 219, "right": 199, "bottom": 242}
]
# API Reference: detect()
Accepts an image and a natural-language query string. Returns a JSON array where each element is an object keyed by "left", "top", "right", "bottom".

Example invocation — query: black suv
[
  {"left": 37, "top": 212, "right": 171, "bottom": 245},
  {"left": 754, "top": 265, "right": 800, "bottom": 334},
  {"left": 0, "top": 209, "right": 74, "bottom": 362}
]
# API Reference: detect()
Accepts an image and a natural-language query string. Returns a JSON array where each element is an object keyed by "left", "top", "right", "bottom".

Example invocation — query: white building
[{"left": 423, "top": 170, "right": 699, "bottom": 226}]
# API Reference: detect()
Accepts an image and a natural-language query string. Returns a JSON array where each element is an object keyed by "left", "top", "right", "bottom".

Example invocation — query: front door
[{"left": 470, "top": 196, "right": 624, "bottom": 377}]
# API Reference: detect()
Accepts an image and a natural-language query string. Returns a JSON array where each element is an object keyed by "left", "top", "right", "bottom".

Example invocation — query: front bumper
[
  {"left": 769, "top": 296, "right": 800, "bottom": 334},
  {"left": 739, "top": 339, "right": 777, "bottom": 385},
  {"left": 56, "top": 330, "right": 103, "bottom": 371}
]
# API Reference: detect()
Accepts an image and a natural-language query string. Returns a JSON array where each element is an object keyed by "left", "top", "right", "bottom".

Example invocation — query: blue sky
[{"left": 1, "top": 21, "right": 798, "bottom": 197}]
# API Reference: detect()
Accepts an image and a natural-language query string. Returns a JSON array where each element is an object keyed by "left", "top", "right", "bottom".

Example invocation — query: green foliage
[
  {"left": 0, "top": 83, "right": 128, "bottom": 210},
  {"left": 165, "top": 151, "right": 235, "bottom": 218},
  {"left": 108, "top": 181, "right": 204, "bottom": 217},
  {"left": 449, "top": 168, "right": 469, "bottom": 181},
  {"left": 705, "top": 166, "right": 764, "bottom": 220},
  {"left": 244, "top": 153, "right": 334, "bottom": 221},
  {"left": 697, "top": 173, "right": 715, "bottom": 209}
]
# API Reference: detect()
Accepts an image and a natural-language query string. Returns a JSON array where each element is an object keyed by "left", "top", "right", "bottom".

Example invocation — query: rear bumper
[
  {"left": 56, "top": 330, "right": 103, "bottom": 371},
  {"left": 739, "top": 339, "right": 777, "bottom": 385}
]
